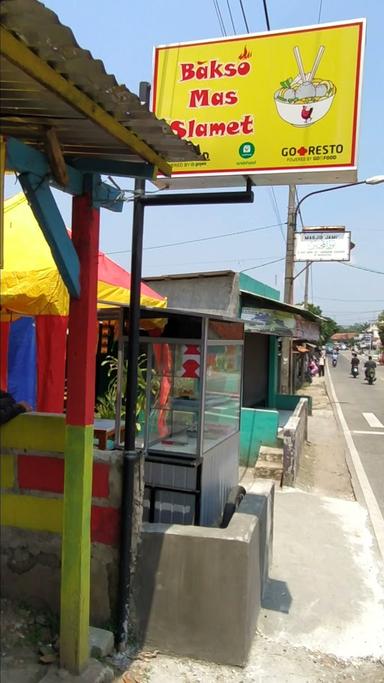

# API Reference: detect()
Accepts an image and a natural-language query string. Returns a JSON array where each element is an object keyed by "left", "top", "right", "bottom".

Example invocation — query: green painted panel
[
  {"left": 239, "top": 273, "right": 280, "bottom": 301},
  {"left": 240, "top": 408, "right": 279, "bottom": 467}
]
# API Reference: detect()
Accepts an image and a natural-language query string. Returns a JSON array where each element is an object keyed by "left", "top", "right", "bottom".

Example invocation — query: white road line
[
  {"left": 363, "top": 412, "right": 384, "bottom": 429},
  {"left": 352, "top": 430, "right": 384, "bottom": 436},
  {"left": 326, "top": 371, "right": 384, "bottom": 561}
]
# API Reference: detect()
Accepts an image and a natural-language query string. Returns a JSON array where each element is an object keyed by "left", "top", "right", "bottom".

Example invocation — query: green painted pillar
[
  {"left": 268, "top": 336, "right": 278, "bottom": 409},
  {"left": 60, "top": 193, "right": 100, "bottom": 673}
]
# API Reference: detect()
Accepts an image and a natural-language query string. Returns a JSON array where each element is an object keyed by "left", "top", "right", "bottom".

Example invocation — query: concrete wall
[
  {"left": 282, "top": 398, "right": 309, "bottom": 486},
  {"left": 275, "top": 392, "right": 312, "bottom": 415},
  {"left": 0, "top": 413, "right": 122, "bottom": 626},
  {"left": 240, "top": 408, "right": 279, "bottom": 467},
  {"left": 144, "top": 272, "right": 240, "bottom": 317},
  {"left": 133, "top": 481, "right": 274, "bottom": 667}
]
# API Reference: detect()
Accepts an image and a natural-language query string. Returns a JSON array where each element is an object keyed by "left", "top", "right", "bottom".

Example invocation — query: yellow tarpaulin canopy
[{"left": 1, "top": 193, "right": 166, "bottom": 319}]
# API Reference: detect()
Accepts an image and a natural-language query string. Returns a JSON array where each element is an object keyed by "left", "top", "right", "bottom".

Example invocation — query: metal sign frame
[{"left": 294, "top": 230, "right": 351, "bottom": 262}]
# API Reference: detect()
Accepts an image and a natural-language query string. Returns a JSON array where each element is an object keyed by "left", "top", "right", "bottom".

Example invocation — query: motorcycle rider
[
  {"left": 332, "top": 349, "right": 338, "bottom": 366},
  {"left": 351, "top": 353, "right": 360, "bottom": 375},
  {"left": 364, "top": 355, "right": 377, "bottom": 382}
]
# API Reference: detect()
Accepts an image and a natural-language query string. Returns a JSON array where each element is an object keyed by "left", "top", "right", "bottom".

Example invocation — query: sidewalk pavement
[{"left": 114, "top": 377, "right": 384, "bottom": 682}]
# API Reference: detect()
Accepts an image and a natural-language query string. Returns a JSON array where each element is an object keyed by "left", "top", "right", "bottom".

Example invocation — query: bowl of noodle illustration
[{"left": 274, "top": 45, "right": 336, "bottom": 127}]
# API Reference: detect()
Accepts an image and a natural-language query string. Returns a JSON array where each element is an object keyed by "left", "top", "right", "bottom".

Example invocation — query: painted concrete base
[
  {"left": 282, "top": 398, "right": 308, "bottom": 486},
  {"left": 0, "top": 528, "right": 118, "bottom": 627},
  {"left": 133, "top": 480, "right": 274, "bottom": 666},
  {"left": 41, "top": 659, "right": 114, "bottom": 682}
]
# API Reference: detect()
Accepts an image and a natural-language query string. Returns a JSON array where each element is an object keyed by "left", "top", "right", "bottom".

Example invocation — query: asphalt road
[{"left": 327, "top": 352, "right": 384, "bottom": 517}]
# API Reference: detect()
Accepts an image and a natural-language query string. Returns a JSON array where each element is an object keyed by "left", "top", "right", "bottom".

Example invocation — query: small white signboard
[{"left": 294, "top": 231, "right": 351, "bottom": 262}]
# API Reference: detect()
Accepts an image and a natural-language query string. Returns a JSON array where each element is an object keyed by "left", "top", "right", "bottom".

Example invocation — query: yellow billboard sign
[{"left": 152, "top": 20, "right": 365, "bottom": 183}]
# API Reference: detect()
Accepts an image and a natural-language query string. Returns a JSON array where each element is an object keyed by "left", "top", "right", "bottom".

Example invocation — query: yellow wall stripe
[
  {"left": 0, "top": 413, "right": 65, "bottom": 452},
  {"left": 1, "top": 494, "right": 63, "bottom": 534},
  {"left": 0, "top": 455, "right": 15, "bottom": 489}
]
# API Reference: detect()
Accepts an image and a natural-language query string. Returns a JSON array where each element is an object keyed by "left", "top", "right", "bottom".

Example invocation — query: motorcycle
[
  {"left": 351, "top": 365, "right": 359, "bottom": 378},
  {"left": 366, "top": 368, "right": 376, "bottom": 385},
  {"left": 332, "top": 357, "right": 337, "bottom": 367}
]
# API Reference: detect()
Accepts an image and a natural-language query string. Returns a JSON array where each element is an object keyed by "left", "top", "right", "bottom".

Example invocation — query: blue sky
[{"left": 5, "top": 0, "right": 383, "bottom": 324}]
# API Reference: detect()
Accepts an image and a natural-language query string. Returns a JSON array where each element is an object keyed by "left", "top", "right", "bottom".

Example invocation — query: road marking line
[
  {"left": 363, "top": 412, "right": 384, "bottom": 429},
  {"left": 326, "top": 371, "right": 384, "bottom": 561},
  {"left": 352, "top": 430, "right": 384, "bottom": 436}
]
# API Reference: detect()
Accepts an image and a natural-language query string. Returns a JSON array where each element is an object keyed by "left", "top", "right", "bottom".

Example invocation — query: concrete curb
[
  {"left": 324, "top": 368, "right": 360, "bottom": 502},
  {"left": 325, "top": 364, "right": 384, "bottom": 561}
]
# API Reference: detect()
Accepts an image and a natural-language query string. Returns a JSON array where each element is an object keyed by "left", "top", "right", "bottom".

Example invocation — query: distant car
[
  {"left": 340, "top": 343, "right": 347, "bottom": 351},
  {"left": 325, "top": 344, "right": 333, "bottom": 354}
]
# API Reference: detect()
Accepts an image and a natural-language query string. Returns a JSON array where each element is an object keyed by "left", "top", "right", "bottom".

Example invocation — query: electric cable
[
  {"left": 341, "top": 262, "right": 384, "bottom": 276},
  {"left": 238, "top": 0, "right": 250, "bottom": 32},
  {"left": 262, "top": 0, "right": 271, "bottom": 30},
  {"left": 213, "top": 0, "right": 227, "bottom": 35},
  {"left": 105, "top": 222, "right": 285, "bottom": 256},
  {"left": 316, "top": 296, "right": 384, "bottom": 303},
  {"left": 226, "top": 0, "right": 237, "bottom": 33},
  {"left": 241, "top": 256, "right": 285, "bottom": 272},
  {"left": 317, "top": 0, "right": 323, "bottom": 23},
  {"left": 145, "top": 254, "right": 280, "bottom": 269},
  {"left": 268, "top": 188, "right": 286, "bottom": 243}
]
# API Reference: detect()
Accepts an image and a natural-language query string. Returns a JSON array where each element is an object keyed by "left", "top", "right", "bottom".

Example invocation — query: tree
[
  {"left": 342, "top": 321, "right": 370, "bottom": 334},
  {"left": 378, "top": 311, "right": 384, "bottom": 347},
  {"left": 297, "top": 303, "right": 339, "bottom": 344}
]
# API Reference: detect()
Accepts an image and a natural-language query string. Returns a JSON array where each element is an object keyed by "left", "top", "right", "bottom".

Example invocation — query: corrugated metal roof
[{"left": 0, "top": 0, "right": 202, "bottom": 169}]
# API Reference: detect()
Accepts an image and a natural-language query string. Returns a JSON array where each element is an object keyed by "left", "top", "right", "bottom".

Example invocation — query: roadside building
[{"left": 145, "top": 271, "right": 320, "bottom": 466}]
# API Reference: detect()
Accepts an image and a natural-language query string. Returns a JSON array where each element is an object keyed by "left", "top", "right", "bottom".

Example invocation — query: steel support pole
[
  {"left": 116, "top": 82, "right": 150, "bottom": 650},
  {"left": 280, "top": 184, "right": 296, "bottom": 394}
]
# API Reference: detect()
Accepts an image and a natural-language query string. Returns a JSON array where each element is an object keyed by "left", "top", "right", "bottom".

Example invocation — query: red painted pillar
[
  {"left": 66, "top": 194, "right": 100, "bottom": 426},
  {"left": 60, "top": 192, "right": 100, "bottom": 673}
]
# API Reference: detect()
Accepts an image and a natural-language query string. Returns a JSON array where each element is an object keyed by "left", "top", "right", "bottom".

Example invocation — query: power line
[
  {"left": 341, "top": 262, "right": 384, "bottom": 276},
  {"left": 226, "top": 0, "right": 237, "bottom": 33},
  {"left": 238, "top": 0, "right": 250, "bottom": 32},
  {"left": 241, "top": 256, "right": 285, "bottom": 272},
  {"left": 268, "top": 188, "right": 286, "bottom": 243},
  {"left": 261, "top": 0, "right": 271, "bottom": 30},
  {"left": 317, "top": 0, "right": 323, "bottom": 23},
  {"left": 213, "top": 0, "right": 227, "bottom": 35},
  {"left": 105, "top": 222, "right": 285, "bottom": 256},
  {"left": 144, "top": 254, "right": 280, "bottom": 269},
  {"left": 325, "top": 309, "right": 382, "bottom": 315},
  {"left": 317, "top": 296, "right": 384, "bottom": 302}
]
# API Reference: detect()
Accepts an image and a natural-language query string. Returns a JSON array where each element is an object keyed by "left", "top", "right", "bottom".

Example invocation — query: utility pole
[
  {"left": 304, "top": 261, "right": 310, "bottom": 309},
  {"left": 280, "top": 184, "right": 296, "bottom": 393}
]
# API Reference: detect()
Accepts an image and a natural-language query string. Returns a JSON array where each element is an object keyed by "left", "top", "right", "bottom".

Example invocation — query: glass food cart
[{"left": 101, "top": 306, "right": 244, "bottom": 527}]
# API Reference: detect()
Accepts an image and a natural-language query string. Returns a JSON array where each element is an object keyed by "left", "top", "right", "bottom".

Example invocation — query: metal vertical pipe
[{"left": 116, "top": 82, "right": 150, "bottom": 650}]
